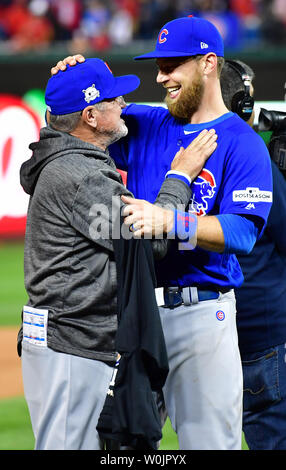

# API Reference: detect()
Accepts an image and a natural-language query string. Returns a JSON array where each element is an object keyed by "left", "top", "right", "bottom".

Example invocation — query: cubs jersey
[{"left": 109, "top": 104, "right": 273, "bottom": 288}]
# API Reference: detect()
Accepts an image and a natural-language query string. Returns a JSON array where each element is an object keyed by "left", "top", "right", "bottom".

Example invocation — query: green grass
[
  {"left": 160, "top": 419, "right": 179, "bottom": 450},
  {"left": 0, "top": 240, "right": 27, "bottom": 326},
  {"left": 0, "top": 396, "right": 34, "bottom": 450}
]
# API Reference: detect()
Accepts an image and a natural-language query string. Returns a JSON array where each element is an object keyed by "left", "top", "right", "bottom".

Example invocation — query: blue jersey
[
  {"left": 109, "top": 104, "right": 273, "bottom": 288},
  {"left": 235, "top": 161, "right": 286, "bottom": 354}
]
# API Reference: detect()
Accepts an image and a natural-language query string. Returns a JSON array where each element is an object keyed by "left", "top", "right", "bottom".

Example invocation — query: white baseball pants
[
  {"left": 21, "top": 341, "right": 114, "bottom": 450},
  {"left": 159, "top": 289, "right": 243, "bottom": 450}
]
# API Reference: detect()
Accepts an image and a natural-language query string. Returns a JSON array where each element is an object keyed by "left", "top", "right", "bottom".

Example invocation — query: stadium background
[{"left": 0, "top": 0, "right": 286, "bottom": 450}]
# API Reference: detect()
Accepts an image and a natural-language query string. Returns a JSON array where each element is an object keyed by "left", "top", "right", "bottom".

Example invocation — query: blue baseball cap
[
  {"left": 134, "top": 16, "right": 224, "bottom": 60},
  {"left": 45, "top": 58, "right": 140, "bottom": 115}
]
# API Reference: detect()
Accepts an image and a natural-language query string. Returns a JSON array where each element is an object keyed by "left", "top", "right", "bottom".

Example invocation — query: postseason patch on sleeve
[{"left": 232, "top": 187, "right": 273, "bottom": 204}]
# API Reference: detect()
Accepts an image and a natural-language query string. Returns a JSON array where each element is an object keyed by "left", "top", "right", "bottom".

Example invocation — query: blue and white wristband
[
  {"left": 165, "top": 170, "right": 192, "bottom": 187},
  {"left": 168, "top": 209, "right": 198, "bottom": 249}
]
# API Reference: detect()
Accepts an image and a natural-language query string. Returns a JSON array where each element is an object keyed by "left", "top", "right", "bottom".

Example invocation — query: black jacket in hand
[{"left": 97, "top": 222, "right": 169, "bottom": 450}]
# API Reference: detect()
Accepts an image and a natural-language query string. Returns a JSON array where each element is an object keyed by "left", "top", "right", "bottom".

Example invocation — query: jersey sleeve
[
  {"left": 216, "top": 214, "right": 258, "bottom": 254},
  {"left": 218, "top": 131, "right": 273, "bottom": 237}
]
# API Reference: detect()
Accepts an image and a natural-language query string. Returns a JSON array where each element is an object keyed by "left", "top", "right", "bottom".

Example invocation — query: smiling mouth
[{"left": 165, "top": 85, "right": 181, "bottom": 100}]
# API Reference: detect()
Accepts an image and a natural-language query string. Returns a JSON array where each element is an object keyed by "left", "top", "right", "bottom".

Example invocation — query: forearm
[
  {"left": 171, "top": 212, "right": 258, "bottom": 254},
  {"left": 169, "top": 210, "right": 225, "bottom": 252},
  {"left": 122, "top": 197, "right": 259, "bottom": 255},
  {"left": 155, "top": 177, "right": 192, "bottom": 209},
  {"left": 196, "top": 215, "right": 225, "bottom": 252}
]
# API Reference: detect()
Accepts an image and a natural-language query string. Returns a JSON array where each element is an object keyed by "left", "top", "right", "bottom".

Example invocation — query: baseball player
[{"left": 52, "top": 16, "right": 273, "bottom": 450}]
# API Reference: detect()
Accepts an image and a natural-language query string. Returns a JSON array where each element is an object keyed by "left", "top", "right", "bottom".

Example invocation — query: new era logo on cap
[{"left": 134, "top": 16, "right": 224, "bottom": 60}]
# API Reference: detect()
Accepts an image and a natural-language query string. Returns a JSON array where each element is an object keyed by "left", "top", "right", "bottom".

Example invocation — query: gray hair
[
  {"left": 49, "top": 101, "right": 109, "bottom": 133},
  {"left": 220, "top": 60, "right": 255, "bottom": 110},
  {"left": 49, "top": 110, "right": 82, "bottom": 133}
]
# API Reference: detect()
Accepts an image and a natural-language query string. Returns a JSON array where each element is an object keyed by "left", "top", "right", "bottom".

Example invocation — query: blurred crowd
[{"left": 0, "top": 0, "right": 285, "bottom": 53}]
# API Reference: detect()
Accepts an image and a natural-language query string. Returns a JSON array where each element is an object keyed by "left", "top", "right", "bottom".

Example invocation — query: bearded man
[{"left": 51, "top": 16, "right": 273, "bottom": 450}]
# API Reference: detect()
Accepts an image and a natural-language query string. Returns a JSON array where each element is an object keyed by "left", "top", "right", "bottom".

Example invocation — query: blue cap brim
[
  {"left": 134, "top": 50, "right": 197, "bottom": 60},
  {"left": 105, "top": 74, "right": 140, "bottom": 98}
]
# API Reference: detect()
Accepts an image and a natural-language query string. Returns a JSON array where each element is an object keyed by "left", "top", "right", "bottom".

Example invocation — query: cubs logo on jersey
[{"left": 190, "top": 168, "right": 216, "bottom": 216}]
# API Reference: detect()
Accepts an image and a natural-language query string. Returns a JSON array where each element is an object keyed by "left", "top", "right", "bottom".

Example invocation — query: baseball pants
[
  {"left": 21, "top": 341, "right": 114, "bottom": 450},
  {"left": 158, "top": 289, "right": 243, "bottom": 450}
]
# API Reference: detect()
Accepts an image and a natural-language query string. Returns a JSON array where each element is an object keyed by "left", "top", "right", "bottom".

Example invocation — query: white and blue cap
[
  {"left": 45, "top": 58, "right": 140, "bottom": 115},
  {"left": 134, "top": 16, "right": 224, "bottom": 60}
]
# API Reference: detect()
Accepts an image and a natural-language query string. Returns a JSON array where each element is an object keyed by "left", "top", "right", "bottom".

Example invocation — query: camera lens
[{"left": 258, "top": 108, "right": 286, "bottom": 133}]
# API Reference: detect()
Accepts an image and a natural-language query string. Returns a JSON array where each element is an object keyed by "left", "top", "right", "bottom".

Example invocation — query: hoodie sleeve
[
  {"left": 71, "top": 167, "right": 168, "bottom": 259},
  {"left": 71, "top": 166, "right": 133, "bottom": 252},
  {"left": 149, "top": 177, "right": 193, "bottom": 259},
  {"left": 72, "top": 166, "right": 193, "bottom": 257}
]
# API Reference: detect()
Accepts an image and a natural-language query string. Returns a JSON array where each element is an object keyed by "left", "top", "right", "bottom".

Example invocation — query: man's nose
[
  {"left": 116, "top": 96, "right": 126, "bottom": 108},
  {"left": 156, "top": 69, "right": 169, "bottom": 84}
]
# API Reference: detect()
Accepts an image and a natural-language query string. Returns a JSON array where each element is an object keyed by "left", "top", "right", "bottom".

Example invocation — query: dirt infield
[{"left": 0, "top": 327, "right": 24, "bottom": 398}]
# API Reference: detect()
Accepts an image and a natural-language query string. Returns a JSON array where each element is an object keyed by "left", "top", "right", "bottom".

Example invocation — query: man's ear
[
  {"left": 81, "top": 106, "right": 97, "bottom": 128},
  {"left": 201, "top": 53, "right": 217, "bottom": 75}
]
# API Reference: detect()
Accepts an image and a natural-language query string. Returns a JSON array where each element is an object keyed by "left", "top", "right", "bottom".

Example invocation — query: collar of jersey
[{"left": 183, "top": 112, "right": 234, "bottom": 134}]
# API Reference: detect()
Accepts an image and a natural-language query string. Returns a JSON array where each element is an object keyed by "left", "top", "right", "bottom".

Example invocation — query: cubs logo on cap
[
  {"left": 134, "top": 16, "right": 224, "bottom": 60},
  {"left": 158, "top": 28, "right": 168, "bottom": 44}
]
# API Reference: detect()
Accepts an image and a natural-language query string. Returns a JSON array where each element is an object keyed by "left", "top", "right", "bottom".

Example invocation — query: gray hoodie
[{"left": 18, "top": 126, "right": 192, "bottom": 364}]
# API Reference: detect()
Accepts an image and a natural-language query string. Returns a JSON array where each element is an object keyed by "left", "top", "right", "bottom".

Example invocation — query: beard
[
  {"left": 165, "top": 71, "right": 205, "bottom": 122},
  {"left": 111, "top": 120, "right": 128, "bottom": 142},
  {"left": 98, "top": 119, "right": 128, "bottom": 146}
]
